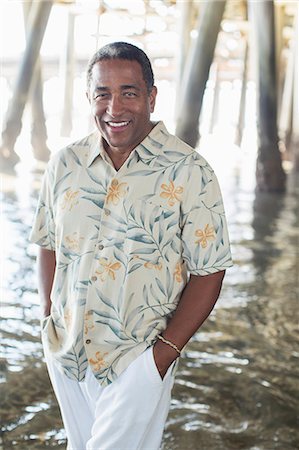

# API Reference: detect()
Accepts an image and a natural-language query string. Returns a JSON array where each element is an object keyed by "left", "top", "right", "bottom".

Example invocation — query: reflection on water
[{"left": 1, "top": 140, "right": 298, "bottom": 450}]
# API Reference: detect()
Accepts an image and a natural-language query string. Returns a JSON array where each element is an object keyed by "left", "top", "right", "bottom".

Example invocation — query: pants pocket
[
  {"left": 145, "top": 346, "right": 176, "bottom": 384},
  {"left": 40, "top": 314, "right": 52, "bottom": 331}
]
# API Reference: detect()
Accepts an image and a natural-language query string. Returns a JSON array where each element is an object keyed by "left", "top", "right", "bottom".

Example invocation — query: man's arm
[
  {"left": 153, "top": 270, "right": 225, "bottom": 378},
  {"left": 37, "top": 247, "right": 56, "bottom": 318}
]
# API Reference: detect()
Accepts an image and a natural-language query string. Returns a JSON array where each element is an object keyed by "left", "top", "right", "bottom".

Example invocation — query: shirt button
[
  {"left": 91, "top": 275, "right": 97, "bottom": 282},
  {"left": 86, "top": 339, "right": 91, "bottom": 344},
  {"left": 98, "top": 244, "right": 104, "bottom": 250},
  {"left": 104, "top": 209, "right": 111, "bottom": 216}
]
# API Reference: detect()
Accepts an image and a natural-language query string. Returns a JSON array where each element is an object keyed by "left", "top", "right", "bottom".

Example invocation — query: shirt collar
[
  {"left": 86, "top": 121, "right": 169, "bottom": 168},
  {"left": 135, "top": 121, "right": 169, "bottom": 161},
  {"left": 86, "top": 131, "right": 109, "bottom": 168}
]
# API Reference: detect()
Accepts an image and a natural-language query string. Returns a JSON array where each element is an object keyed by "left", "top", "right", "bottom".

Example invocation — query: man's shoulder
[
  {"left": 163, "top": 130, "right": 212, "bottom": 169},
  {"left": 165, "top": 132, "right": 194, "bottom": 155},
  {"left": 47, "top": 133, "right": 95, "bottom": 170},
  {"left": 157, "top": 129, "right": 192, "bottom": 166}
]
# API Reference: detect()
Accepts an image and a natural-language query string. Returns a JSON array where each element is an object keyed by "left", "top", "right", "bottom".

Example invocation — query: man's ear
[{"left": 149, "top": 86, "right": 157, "bottom": 113}]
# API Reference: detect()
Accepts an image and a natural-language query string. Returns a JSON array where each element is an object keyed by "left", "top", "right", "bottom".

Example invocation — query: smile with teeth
[{"left": 107, "top": 121, "right": 130, "bottom": 128}]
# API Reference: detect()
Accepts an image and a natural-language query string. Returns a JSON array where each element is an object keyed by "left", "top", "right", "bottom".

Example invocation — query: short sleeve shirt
[{"left": 30, "top": 121, "right": 233, "bottom": 386}]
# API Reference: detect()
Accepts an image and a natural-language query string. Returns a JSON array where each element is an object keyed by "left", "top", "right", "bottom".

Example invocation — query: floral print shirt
[{"left": 30, "top": 121, "right": 233, "bottom": 386}]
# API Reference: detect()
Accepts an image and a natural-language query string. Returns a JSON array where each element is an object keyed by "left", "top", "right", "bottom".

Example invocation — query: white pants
[{"left": 45, "top": 347, "right": 175, "bottom": 450}]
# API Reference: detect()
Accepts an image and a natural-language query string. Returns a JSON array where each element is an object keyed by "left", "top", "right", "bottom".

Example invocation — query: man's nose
[{"left": 106, "top": 95, "right": 124, "bottom": 117}]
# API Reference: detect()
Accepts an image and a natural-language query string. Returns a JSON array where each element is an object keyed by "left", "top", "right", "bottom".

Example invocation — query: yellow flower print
[
  {"left": 84, "top": 312, "right": 95, "bottom": 335},
  {"left": 61, "top": 189, "right": 80, "bottom": 211},
  {"left": 174, "top": 262, "right": 183, "bottom": 282},
  {"left": 144, "top": 261, "right": 163, "bottom": 271},
  {"left": 106, "top": 179, "right": 127, "bottom": 205},
  {"left": 89, "top": 351, "right": 108, "bottom": 371},
  {"left": 64, "top": 232, "right": 83, "bottom": 252},
  {"left": 64, "top": 308, "right": 72, "bottom": 330},
  {"left": 95, "top": 257, "right": 121, "bottom": 282},
  {"left": 160, "top": 180, "right": 183, "bottom": 207},
  {"left": 195, "top": 224, "right": 215, "bottom": 248}
]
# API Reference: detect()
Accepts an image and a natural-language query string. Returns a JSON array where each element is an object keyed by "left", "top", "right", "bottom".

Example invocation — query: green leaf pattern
[{"left": 30, "top": 121, "right": 233, "bottom": 386}]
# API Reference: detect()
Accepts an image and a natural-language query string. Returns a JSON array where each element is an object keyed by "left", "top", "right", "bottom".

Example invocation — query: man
[{"left": 30, "top": 42, "right": 233, "bottom": 450}]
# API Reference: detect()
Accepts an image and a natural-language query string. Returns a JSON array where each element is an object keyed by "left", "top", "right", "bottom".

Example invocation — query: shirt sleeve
[
  {"left": 181, "top": 156, "right": 233, "bottom": 276},
  {"left": 29, "top": 164, "right": 56, "bottom": 251}
]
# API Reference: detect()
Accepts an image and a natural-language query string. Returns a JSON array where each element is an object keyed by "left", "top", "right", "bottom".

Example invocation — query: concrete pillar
[
  {"left": 278, "top": 36, "right": 294, "bottom": 147},
  {"left": 0, "top": 0, "right": 53, "bottom": 168},
  {"left": 175, "top": 0, "right": 193, "bottom": 121},
  {"left": 235, "top": 38, "right": 249, "bottom": 146},
  {"left": 175, "top": 0, "right": 226, "bottom": 148},
  {"left": 23, "top": 1, "right": 50, "bottom": 161},
  {"left": 60, "top": 9, "right": 75, "bottom": 137},
  {"left": 248, "top": 0, "right": 286, "bottom": 191},
  {"left": 275, "top": 2, "right": 285, "bottom": 115},
  {"left": 292, "top": 3, "right": 299, "bottom": 170},
  {"left": 209, "top": 62, "right": 220, "bottom": 134}
]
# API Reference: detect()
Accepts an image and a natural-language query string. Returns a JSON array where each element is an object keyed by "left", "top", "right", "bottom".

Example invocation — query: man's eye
[
  {"left": 124, "top": 92, "right": 137, "bottom": 97},
  {"left": 94, "top": 93, "right": 108, "bottom": 99}
]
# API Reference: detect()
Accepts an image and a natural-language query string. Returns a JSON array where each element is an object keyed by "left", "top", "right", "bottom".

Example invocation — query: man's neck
[
  {"left": 103, "top": 144, "right": 135, "bottom": 171},
  {"left": 102, "top": 122, "right": 156, "bottom": 171}
]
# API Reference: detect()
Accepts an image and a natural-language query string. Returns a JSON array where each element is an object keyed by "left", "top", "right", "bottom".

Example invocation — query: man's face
[{"left": 87, "top": 59, "right": 157, "bottom": 154}]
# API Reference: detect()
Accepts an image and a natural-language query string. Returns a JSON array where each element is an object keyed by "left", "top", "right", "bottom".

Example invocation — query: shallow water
[{"left": 1, "top": 147, "right": 298, "bottom": 449}]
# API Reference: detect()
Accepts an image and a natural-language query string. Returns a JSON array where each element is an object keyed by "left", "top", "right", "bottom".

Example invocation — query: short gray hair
[{"left": 86, "top": 42, "right": 154, "bottom": 93}]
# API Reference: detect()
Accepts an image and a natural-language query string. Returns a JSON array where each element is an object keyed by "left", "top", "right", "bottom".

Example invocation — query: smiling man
[
  {"left": 30, "top": 42, "right": 233, "bottom": 450},
  {"left": 88, "top": 57, "right": 157, "bottom": 169}
]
